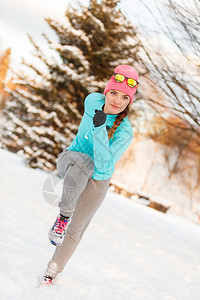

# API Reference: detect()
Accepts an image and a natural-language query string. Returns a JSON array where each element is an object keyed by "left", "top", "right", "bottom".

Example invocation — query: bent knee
[{"left": 73, "top": 153, "right": 95, "bottom": 177}]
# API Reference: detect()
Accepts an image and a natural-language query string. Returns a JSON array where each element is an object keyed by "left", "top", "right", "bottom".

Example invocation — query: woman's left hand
[{"left": 93, "top": 110, "right": 107, "bottom": 127}]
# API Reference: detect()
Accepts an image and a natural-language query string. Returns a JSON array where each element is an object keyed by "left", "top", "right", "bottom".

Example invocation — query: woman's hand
[{"left": 93, "top": 110, "right": 107, "bottom": 127}]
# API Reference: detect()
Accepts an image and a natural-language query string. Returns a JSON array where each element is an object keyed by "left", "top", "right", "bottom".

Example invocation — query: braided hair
[{"left": 107, "top": 104, "right": 131, "bottom": 140}]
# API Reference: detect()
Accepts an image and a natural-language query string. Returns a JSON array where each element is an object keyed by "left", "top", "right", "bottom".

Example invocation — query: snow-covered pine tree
[{"left": 1, "top": 0, "right": 142, "bottom": 171}]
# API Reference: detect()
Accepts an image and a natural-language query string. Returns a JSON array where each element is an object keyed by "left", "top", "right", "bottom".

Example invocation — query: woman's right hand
[{"left": 93, "top": 110, "right": 107, "bottom": 127}]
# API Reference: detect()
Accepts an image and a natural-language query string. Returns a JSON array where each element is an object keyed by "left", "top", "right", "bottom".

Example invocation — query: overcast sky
[
  {"left": 0, "top": 0, "right": 71, "bottom": 70},
  {"left": 0, "top": 0, "right": 189, "bottom": 74}
]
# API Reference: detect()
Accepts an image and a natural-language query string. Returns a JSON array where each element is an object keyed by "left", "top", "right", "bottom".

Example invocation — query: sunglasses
[{"left": 113, "top": 73, "right": 139, "bottom": 88}]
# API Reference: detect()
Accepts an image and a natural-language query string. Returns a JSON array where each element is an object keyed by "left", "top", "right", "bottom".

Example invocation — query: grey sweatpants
[{"left": 45, "top": 149, "right": 111, "bottom": 278}]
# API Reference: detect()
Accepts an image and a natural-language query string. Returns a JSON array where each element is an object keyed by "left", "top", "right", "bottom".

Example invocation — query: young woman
[{"left": 40, "top": 64, "right": 139, "bottom": 286}]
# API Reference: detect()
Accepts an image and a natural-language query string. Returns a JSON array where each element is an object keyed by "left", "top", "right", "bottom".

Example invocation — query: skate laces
[{"left": 54, "top": 216, "right": 68, "bottom": 234}]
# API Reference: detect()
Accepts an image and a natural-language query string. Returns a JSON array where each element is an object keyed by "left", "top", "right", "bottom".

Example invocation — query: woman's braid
[{"left": 107, "top": 105, "right": 130, "bottom": 140}]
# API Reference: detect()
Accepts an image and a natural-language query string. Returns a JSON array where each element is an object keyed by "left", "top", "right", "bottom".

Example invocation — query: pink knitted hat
[{"left": 104, "top": 65, "right": 138, "bottom": 104}]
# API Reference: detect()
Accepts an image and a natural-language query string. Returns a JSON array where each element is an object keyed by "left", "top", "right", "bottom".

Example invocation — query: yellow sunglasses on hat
[{"left": 113, "top": 73, "right": 138, "bottom": 88}]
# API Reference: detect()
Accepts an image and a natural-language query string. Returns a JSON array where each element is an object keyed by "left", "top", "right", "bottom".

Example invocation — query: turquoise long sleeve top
[{"left": 67, "top": 92, "right": 133, "bottom": 180}]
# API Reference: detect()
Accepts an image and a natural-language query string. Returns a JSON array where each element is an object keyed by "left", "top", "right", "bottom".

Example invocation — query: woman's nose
[{"left": 114, "top": 96, "right": 121, "bottom": 104}]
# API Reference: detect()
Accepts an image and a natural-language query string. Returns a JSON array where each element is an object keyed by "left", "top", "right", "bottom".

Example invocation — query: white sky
[
  {"left": 0, "top": 0, "right": 161, "bottom": 64},
  {"left": 0, "top": 0, "right": 72, "bottom": 71},
  {"left": 0, "top": 0, "right": 193, "bottom": 74}
]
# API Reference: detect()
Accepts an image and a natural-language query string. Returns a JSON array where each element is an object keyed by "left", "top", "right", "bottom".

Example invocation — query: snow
[
  {"left": 113, "top": 137, "right": 200, "bottom": 223},
  {"left": 60, "top": 17, "right": 91, "bottom": 46},
  {"left": 110, "top": 179, "right": 172, "bottom": 208},
  {"left": 51, "top": 44, "right": 90, "bottom": 70},
  {"left": 84, "top": 10, "right": 106, "bottom": 32},
  {"left": 0, "top": 148, "right": 200, "bottom": 299}
]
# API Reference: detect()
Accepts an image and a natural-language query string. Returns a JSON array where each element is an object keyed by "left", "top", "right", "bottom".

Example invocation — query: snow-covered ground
[
  {"left": 113, "top": 138, "right": 200, "bottom": 223},
  {"left": 0, "top": 148, "right": 200, "bottom": 300}
]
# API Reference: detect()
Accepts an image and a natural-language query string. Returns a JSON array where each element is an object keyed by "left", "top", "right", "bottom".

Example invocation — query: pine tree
[{"left": 1, "top": 0, "right": 142, "bottom": 172}]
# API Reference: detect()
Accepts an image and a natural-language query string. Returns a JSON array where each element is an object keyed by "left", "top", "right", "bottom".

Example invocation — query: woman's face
[{"left": 103, "top": 90, "right": 130, "bottom": 115}]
